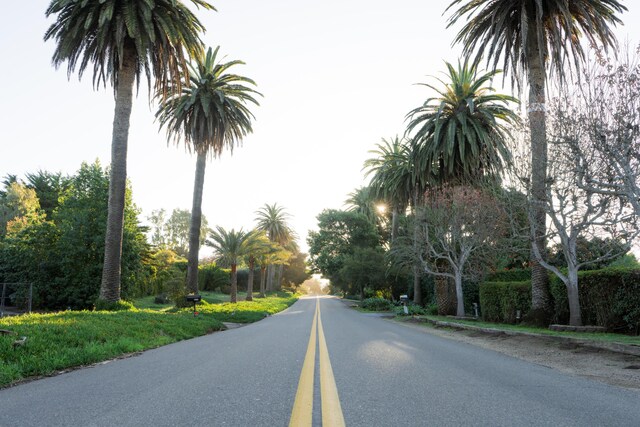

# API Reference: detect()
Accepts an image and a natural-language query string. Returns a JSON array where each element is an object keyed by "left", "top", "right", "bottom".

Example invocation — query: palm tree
[
  {"left": 363, "top": 136, "right": 414, "bottom": 245},
  {"left": 255, "top": 203, "right": 295, "bottom": 291},
  {"left": 156, "top": 47, "right": 261, "bottom": 294},
  {"left": 256, "top": 243, "right": 291, "bottom": 297},
  {"left": 406, "top": 59, "right": 518, "bottom": 185},
  {"left": 345, "top": 186, "right": 379, "bottom": 226},
  {"left": 242, "top": 230, "right": 272, "bottom": 301},
  {"left": 364, "top": 136, "right": 427, "bottom": 304},
  {"left": 405, "top": 60, "right": 518, "bottom": 314},
  {"left": 45, "top": 0, "right": 215, "bottom": 303},
  {"left": 446, "top": 0, "right": 626, "bottom": 321},
  {"left": 208, "top": 227, "right": 259, "bottom": 303}
]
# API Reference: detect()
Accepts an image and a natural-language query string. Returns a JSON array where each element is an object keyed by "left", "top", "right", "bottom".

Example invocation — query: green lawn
[{"left": 0, "top": 292, "right": 298, "bottom": 388}]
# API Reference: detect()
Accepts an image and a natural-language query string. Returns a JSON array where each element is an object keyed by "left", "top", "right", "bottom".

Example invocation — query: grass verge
[
  {"left": 410, "top": 315, "right": 640, "bottom": 345},
  {"left": 0, "top": 292, "right": 298, "bottom": 388},
  {"left": 177, "top": 292, "right": 299, "bottom": 323}
]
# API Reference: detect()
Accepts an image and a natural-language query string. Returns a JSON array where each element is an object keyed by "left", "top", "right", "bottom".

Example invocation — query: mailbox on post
[
  {"left": 399, "top": 295, "right": 409, "bottom": 315},
  {"left": 185, "top": 294, "right": 201, "bottom": 317}
]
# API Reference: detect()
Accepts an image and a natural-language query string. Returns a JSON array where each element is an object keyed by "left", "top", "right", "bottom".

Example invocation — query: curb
[{"left": 413, "top": 316, "right": 640, "bottom": 358}]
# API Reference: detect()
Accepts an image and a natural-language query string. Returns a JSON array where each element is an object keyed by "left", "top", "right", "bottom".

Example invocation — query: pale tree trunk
[
  {"left": 259, "top": 266, "right": 266, "bottom": 297},
  {"left": 566, "top": 267, "right": 582, "bottom": 326},
  {"left": 230, "top": 264, "right": 238, "bottom": 303},
  {"left": 454, "top": 270, "right": 465, "bottom": 317},
  {"left": 100, "top": 47, "right": 136, "bottom": 303},
  {"left": 246, "top": 259, "right": 255, "bottom": 301},
  {"left": 527, "top": 35, "right": 552, "bottom": 323},
  {"left": 186, "top": 153, "right": 206, "bottom": 294}
]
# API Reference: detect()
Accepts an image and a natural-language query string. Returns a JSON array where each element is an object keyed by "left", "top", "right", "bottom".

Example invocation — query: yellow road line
[
  {"left": 318, "top": 301, "right": 346, "bottom": 427},
  {"left": 289, "top": 299, "right": 318, "bottom": 427}
]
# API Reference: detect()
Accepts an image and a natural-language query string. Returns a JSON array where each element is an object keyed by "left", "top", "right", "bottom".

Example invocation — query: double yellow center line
[{"left": 289, "top": 298, "right": 345, "bottom": 427}]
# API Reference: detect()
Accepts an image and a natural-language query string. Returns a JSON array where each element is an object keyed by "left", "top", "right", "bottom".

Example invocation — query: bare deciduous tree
[{"left": 413, "top": 186, "right": 508, "bottom": 317}]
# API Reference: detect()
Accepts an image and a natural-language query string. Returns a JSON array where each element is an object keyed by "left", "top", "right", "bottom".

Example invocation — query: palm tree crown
[
  {"left": 446, "top": 0, "right": 626, "bottom": 86},
  {"left": 364, "top": 136, "right": 416, "bottom": 213},
  {"left": 406, "top": 60, "right": 519, "bottom": 184},
  {"left": 156, "top": 46, "right": 262, "bottom": 156},
  {"left": 45, "top": 0, "right": 214, "bottom": 93},
  {"left": 255, "top": 203, "right": 295, "bottom": 246}
]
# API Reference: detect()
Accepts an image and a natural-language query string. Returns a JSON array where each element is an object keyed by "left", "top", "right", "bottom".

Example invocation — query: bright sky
[{"left": 1, "top": 1, "right": 639, "bottom": 254}]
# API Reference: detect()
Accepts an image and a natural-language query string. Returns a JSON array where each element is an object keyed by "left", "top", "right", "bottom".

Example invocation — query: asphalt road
[{"left": 1, "top": 296, "right": 639, "bottom": 426}]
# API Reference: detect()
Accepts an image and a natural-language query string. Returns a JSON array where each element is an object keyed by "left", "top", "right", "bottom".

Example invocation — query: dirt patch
[{"left": 396, "top": 319, "right": 640, "bottom": 390}]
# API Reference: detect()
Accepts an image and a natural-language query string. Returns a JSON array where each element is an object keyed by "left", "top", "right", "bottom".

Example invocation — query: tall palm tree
[
  {"left": 45, "top": 0, "right": 214, "bottom": 303},
  {"left": 207, "top": 227, "right": 259, "bottom": 303},
  {"left": 364, "top": 136, "right": 427, "bottom": 304},
  {"left": 255, "top": 203, "right": 295, "bottom": 291},
  {"left": 405, "top": 60, "right": 518, "bottom": 313},
  {"left": 156, "top": 47, "right": 261, "bottom": 294},
  {"left": 447, "top": 0, "right": 626, "bottom": 321}
]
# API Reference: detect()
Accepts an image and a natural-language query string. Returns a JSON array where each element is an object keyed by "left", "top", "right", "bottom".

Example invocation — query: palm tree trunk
[
  {"left": 275, "top": 264, "right": 284, "bottom": 291},
  {"left": 259, "top": 265, "right": 266, "bottom": 297},
  {"left": 391, "top": 205, "right": 399, "bottom": 245},
  {"left": 267, "top": 264, "right": 275, "bottom": 291},
  {"left": 246, "top": 259, "right": 254, "bottom": 301},
  {"left": 186, "top": 153, "right": 206, "bottom": 294},
  {"left": 412, "top": 190, "right": 422, "bottom": 305},
  {"left": 230, "top": 263, "right": 238, "bottom": 303},
  {"left": 99, "top": 47, "right": 136, "bottom": 303},
  {"left": 527, "top": 35, "right": 552, "bottom": 324}
]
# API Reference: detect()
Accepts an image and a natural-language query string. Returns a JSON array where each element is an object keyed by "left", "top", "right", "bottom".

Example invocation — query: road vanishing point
[{"left": 1, "top": 296, "right": 639, "bottom": 426}]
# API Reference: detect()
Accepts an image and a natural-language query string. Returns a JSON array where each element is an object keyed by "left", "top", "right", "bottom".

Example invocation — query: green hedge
[
  {"left": 485, "top": 268, "right": 532, "bottom": 282},
  {"left": 479, "top": 281, "right": 531, "bottom": 323},
  {"left": 550, "top": 268, "right": 640, "bottom": 333}
]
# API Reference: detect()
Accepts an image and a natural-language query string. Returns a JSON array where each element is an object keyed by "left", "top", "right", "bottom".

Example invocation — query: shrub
[
  {"left": 198, "top": 264, "right": 230, "bottom": 292},
  {"left": 360, "top": 297, "right": 392, "bottom": 311},
  {"left": 394, "top": 303, "right": 426, "bottom": 316},
  {"left": 479, "top": 281, "right": 531, "bottom": 323},
  {"left": 425, "top": 303, "right": 438, "bottom": 315},
  {"left": 166, "top": 278, "right": 190, "bottom": 308}
]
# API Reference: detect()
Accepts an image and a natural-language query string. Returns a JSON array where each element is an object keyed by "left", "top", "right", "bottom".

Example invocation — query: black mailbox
[
  {"left": 186, "top": 294, "right": 201, "bottom": 303},
  {"left": 185, "top": 294, "right": 201, "bottom": 317}
]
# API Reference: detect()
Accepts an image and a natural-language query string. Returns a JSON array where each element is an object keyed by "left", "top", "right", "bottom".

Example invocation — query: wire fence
[{"left": 0, "top": 282, "right": 33, "bottom": 317}]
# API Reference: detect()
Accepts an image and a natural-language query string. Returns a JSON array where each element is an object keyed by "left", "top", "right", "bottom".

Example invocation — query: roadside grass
[
  {"left": 0, "top": 292, "right": 298, "bottom": 388},
  {"left": 404, "top": 315, "right": 640, "bottom": 345},
  {"left": 0, "top": 310, "right": 224, "bottom": 388},
  {"left": 133, "top": 291, "right": 255, "bottom": 310},
  {"left": 177, "top": 292, "right": 299, "bottom": 323}
]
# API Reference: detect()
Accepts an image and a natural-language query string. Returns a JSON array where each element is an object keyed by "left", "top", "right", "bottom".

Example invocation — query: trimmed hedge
[
  {"left": 479, "top": 281, "right": 531, "bottom": 323},
  {"left": 485, "top": 268, "right": 531, "bottom": 283},
  {"left": 550, "top": 268, "right": 640, "bottom": 333}
]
